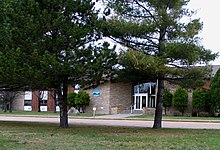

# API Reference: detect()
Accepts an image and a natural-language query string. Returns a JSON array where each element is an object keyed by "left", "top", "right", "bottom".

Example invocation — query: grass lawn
[
  {"left": 129, "top": 115, "right": 220, "bottom": 120},
  {"left": 0, "top": 111, "right": 104, "bottom": 117},
  {"left": 0, "top": 121, "right": 220, "bottom": 150}
]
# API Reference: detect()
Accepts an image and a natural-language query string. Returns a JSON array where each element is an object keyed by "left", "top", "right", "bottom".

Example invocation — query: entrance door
[{"left": 134, "top": 93, "right": 148, "bottom": 110}]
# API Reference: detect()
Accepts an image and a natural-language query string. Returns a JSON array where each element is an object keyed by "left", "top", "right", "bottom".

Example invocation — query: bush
[
  {"left": 67, "top": 90, "right": 90, "bottom": 112},
  {"left": 67, "top": 92, "right": 77, "bottom": 107},
  {"left": 163, "top": 89, "right": 173, "bottom": 115},
  {"left": 192, "top": 89, "right": 207, "bottom": 116},
  {"left": 173, "top": 87, "right": 188, "bottom": 116},
  {"left": 210, "top": 68, "right": 220, "bottom": 114},
  {"left": 74, "top": 90, "right": 90, "bottom": 107}
]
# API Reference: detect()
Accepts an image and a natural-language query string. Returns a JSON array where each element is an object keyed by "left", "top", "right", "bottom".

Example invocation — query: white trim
[
  {"left": 134, "top": 93, "right": 148, "bottom": 110},
  {"left": 40, "top": 106, "right": 47, "bottom": 111},
  {"left": 24, "top": 106, "right": 32, "bottom": 111}
]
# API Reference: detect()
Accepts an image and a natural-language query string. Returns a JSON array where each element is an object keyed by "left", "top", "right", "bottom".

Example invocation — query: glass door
[{"left": 134, "top": 94, "right": 148, "bottom": 110}]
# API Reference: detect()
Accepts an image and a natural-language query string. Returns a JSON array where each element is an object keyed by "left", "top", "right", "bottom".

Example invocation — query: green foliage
[
  {"left": 163, "top": 89, "right": 173, "bottom": 115},
  {"left": 67, "top": 91, "right": 90, "bottom": 108},
  {"left": 67, "top": 92, "right": 77, "bottom": 107},
  {"left": 103, "top": 0, "right": 217, "bottom": 128},
  {"left": 0, "top": 0, "right": 117, "bottom": 127},
  {"left": 117, "top": 50, "right": 166, "bottom": 82},
  {"left": 192, "top": 89, "right": 208, "bottom": 116},
  {"left": 74, "top": 90, "right": 90, "bottom": 107},
  {"left": 163, "top": 89, "right": 173, "bottom": 108},
  {"left": 210, "top": 68, "right": 220, "bottom": 113},
  {"left": 102, "top": 0, "right": 217, "bottom": 81},
  {"left": 173, "top": 87, "right": 188, "bottom": 115}
]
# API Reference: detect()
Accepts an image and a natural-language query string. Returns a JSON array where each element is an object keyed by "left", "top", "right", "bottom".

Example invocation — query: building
[
  {"left": 9, "top": 65, "right": 220, "bottom": 115},
  {"left": 13, "top": 91, "right": 59, "bottom": 112}
]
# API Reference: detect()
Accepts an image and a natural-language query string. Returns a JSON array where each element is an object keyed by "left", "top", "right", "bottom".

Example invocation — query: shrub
[
  {"left": 74, "top": 90, "right": 90, "bottom": 107},
  {"left": 210, "top": 68, "right": 220, "bottom": 114},
  {"left": 67, "top": 92, "right": 77, "bottom": 107},
  {"left": 163, "top": 89, "right": 173, "bottom": 115},
  {"left": 192, "top": 89, "right": 207, "bottom": 116},
  {"left": 67, "top": 90, "right": 90, "bottom": 113},
  {"left": 173, "top": 87, "right": 188, "bottom": 116}
]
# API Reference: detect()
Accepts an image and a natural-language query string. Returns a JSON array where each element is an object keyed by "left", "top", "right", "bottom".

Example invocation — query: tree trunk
[
  {"left": 9, "top": 100, "right": 12, "bottom": 112},
  {"left": 59, "top": 81, "right": 68, "bottom": 128},
  {"left": 164, "top": 107, "right": 167, "bottom": 116},
  {"left": 53, "top": 90, "right": 57, "bottom": 113},
  {"left": 38, "top": 91, "right": 41, "bottom": 112},
  {"left": 4, "top": 103, "right": 7, "bottom": 112},
  {"left": 153, "top": 78, "right": 164, "bottom": 129}
]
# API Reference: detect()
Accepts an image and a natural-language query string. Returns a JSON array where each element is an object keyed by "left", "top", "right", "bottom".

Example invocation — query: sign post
[{"left": 93, "top": 107, "right": 97, "bottom": 118}]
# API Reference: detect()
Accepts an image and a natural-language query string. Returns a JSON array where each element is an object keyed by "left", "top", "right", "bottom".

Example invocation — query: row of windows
[
  {"left": 134, "top": 82, "right": 156, "bottom": 95},
  {"left": 24, "top": 100, "right": 59, "bottom": 106},
  {"left": 24, "top": 91, "right": 49, "bottom": 100}
]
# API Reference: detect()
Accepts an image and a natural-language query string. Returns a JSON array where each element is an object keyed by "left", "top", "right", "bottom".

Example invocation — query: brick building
[{"left": 11, "top": 65, "right": 220, "bottom": 115}]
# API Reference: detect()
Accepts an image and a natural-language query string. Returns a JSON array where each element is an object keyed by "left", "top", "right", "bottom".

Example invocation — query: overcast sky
[{"left": 188, "top": 0, "right": 220, "bottom": 65}]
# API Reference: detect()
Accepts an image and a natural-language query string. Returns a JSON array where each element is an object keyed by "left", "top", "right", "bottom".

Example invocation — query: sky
[{"left": 188, "top": 0, "right": 220, "bottom": 65}]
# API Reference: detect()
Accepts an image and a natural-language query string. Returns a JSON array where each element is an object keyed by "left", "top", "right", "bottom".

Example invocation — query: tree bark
[
  {"left": 153, "top": 78, "right": 164, "bottom": 129},
  {"left": 59, "top": 81, "right": 68, "bottom": 128},
  {"left": 38, "top": 91, "right": 41, "bottom": 112},
  {"left": 53, "top": 90, "right": 57, "bottom": 113},
  {"left": 9, "top": 100, "right": 12, "bottom": 112}
]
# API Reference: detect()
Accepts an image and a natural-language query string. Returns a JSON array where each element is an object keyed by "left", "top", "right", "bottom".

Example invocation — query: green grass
[
  {"left": 0, "top": 111, "right": 104, "bottom": 117},
  {"left": 0, "top": 111, "right": 59, "bottom": 116},
  {"left": 0, "top": 121, "right": 220, "bottom": 150},
  {"left": 129, "top": 115, "right": 220, "bottom": 120}
]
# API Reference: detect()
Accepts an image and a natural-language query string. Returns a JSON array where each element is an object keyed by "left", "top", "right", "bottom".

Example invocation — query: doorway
[{"left": 134, "top": 93, "right": 148, "bottom": 110}]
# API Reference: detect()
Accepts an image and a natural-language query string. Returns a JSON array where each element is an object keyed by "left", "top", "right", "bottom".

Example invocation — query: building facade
[{"left": 11, "top": 65, "right": 220, "bottom": 115}]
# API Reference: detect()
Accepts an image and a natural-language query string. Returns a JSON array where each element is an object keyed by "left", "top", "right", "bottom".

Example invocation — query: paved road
[{"left": 0, "top": 116, "right": 220, "bottom": 129}]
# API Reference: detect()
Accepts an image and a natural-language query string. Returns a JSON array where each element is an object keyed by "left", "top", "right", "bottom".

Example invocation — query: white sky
[{"left": 188, "top": 0, "right": 220, "bottom": 65}]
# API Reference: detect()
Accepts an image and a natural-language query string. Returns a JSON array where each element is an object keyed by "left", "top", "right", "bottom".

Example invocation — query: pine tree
[
  {"left": 102, "top": 0, "right": 217, "bottom": 128},
  {"left": 0, "top": 0, "right": 117, "bottom": 128},
  {"left": 210, "top": 68, "right": 220, "bottom": 114}
]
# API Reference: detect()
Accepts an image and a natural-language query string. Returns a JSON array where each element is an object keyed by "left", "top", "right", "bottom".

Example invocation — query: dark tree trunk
[
  {"left": 38, "top": 91, "right": 41, "bottom": 112},
  {"left": 153, "top": 78, "right": 164, "bottom": 129},
  {"left": 53, "top": 90, "right": 57, "bottom": 113},
  {"left": 9, "top": 100, "right": 12, "bottom": 112},
  {"left": 4, "top": 103, "right": 7, "bottom": 112},
  {"left": 59, "top": 81, "right": 68, "bottom": 128},
  {"left": 164, "top": 107, "right": 167, "bottom": 116}
]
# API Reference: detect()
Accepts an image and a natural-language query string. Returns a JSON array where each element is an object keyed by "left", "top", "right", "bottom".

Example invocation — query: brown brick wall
[
  {"left": 85, "top": 83, "right": 111, "bottom": 114},
  {"left": 85, "top": 82, "right": 133, "bottom": 115},
  {"left": 31, "top": 91, "right": 39, "bottom": 111},
  {"left": 109, "top": 82, "right": 133, "bottom": 114},
  {"left": 47, "top": 91, "right": 55, "bottom": 111}
]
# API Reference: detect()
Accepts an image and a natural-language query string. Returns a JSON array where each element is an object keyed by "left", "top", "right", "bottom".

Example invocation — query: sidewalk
[{"left": 93, "top": 113, "right": 142, "bottom": 119}]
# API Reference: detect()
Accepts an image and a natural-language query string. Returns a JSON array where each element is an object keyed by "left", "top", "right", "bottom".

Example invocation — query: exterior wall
[
  {"left": 86, "top": 83, "right": 111, "bottom": 114},
  {"left": 109, "top": 82, "right": 133, "bottom": 114},
  {"left": 85, "top": 82, "right": 133, "bottom": 114},
  {"left": 12, "top": 92, "right": 25, "bottom": 111},
  {"left": 31, "top": 91, "right": 39, "bottom": 111},
  {"left": 47, "top": 91, "right": 55, "bottom": 111}
]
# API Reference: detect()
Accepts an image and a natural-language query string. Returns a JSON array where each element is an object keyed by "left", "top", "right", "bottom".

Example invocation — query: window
[
  {"left": 134, "top": 82, "right": 156, "bottom": 94},
  {"left": 40, "top": 91, "right": 48, "bottom": 100},
  {"left": 148, "top": 96, "right": 156, "bottom": 108},
  {"left": 24, "top": 100, "right": 31, "bottom": 106},
  {"left": 40, "top": 100, "right": 47, "bottom": 106},
  {"left": 24, "top": 91, "right": 32, "bottom": 100},
  {"left": 134, "top": 82, "right": 157, "bottom": 109}
]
